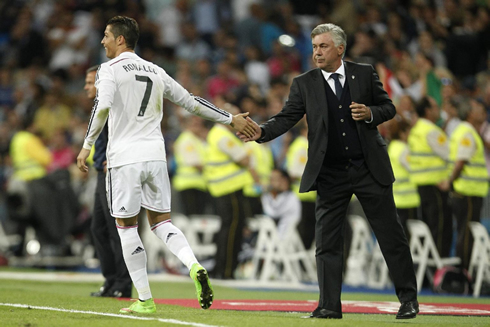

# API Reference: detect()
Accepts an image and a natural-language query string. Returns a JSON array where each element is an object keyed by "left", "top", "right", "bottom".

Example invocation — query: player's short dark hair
[{"left": 107, "top": 16, "right": 139, "bottom": 50}]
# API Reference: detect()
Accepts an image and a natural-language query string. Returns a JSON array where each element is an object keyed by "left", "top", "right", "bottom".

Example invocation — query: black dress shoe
[
  {"left": 107, "top": 289, "right": 132, "bottom": 298},
  {"left": 309, "top": 307, "right": 342, "bottom": 319},
  {"left": 90, "top": 286, "right": 110, "bottom": 297},
  {"left": 396, "top": 300, "right": 419, "bottom": 319},
  {"left": 105, "top": 284, "right": 132, "bottom": 298}
]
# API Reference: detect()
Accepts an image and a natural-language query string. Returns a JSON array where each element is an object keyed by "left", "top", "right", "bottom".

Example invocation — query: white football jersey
[{"left": 83, "top": 52, "right": 232, "bottom": 168}]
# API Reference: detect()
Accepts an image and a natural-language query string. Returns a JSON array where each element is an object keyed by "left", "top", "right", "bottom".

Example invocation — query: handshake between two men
[{"left": 230, "top": 112, "right": 262, "bottom": 143}]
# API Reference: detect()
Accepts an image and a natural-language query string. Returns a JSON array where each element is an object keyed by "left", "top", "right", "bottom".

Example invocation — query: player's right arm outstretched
[{"left": 160, "top": 70, "right": 256, "bottom": 138}]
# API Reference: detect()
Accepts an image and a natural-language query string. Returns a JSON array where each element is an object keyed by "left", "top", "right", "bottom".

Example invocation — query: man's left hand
[
  {"left": 77, "top": 148, "right": 91, "bottom": 173},
  {"left": 350, "top": 102, "right": 372, "bottom": 121}
]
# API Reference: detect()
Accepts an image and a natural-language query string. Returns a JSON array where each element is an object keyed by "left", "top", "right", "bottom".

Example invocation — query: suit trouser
[
  {"left": 297, "top": 200, "right": 316, "bottom": 249},
  {"left": 213, "top": 189, "right": 246, "bottom": 279},
  {"left": 451, "top": 193, "right": 483, "bottom": 269},
  {"left": 91, "top": 170, "right": 131, "bottom": 292},
  {"left": 418, "top": 185, "right": 452, "bottom": 257},
  {"left": 315, "top": 163, "right": 417, "bottom": 312},
  {"left": 396, "top": 207, "right": 420, "bottom": 239}
]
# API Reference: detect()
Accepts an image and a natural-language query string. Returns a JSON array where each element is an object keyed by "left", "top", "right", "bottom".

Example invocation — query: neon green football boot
[
  {"left": 190, "top": 263, "right": 214, "bottom": 309},
  {"left": 120, "top": 298, "right": 156, "bottom": 313}
]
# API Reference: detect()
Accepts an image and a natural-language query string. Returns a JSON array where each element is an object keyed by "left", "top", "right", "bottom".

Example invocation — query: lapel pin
[{"left": 352, "top": 75, "right": 355, "bottom": 79}]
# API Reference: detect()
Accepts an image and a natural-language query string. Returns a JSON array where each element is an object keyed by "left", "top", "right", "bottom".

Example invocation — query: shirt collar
[
  {"left": 113, "top": 51, "right": 138, "bottom": 61},
  {"left": 321, "top": 61, "right": 345, "bottom": 81}
]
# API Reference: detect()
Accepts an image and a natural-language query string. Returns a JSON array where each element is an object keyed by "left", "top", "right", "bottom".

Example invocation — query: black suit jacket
[{"left": 258, "top": 61, "right": 396, "bottom": 192}]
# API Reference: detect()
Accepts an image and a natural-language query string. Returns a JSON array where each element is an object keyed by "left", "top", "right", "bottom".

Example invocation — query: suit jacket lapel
[
  {"left": 311, "top": 69, "right": 329, "bottom": 129},
  {"left": 345, "top": 62, "right": 362, "bottom": 135}
]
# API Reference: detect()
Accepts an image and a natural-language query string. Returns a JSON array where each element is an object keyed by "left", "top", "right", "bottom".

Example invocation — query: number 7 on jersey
[{"left": 135, "top": 75, "right": 153, "bottom": 117}]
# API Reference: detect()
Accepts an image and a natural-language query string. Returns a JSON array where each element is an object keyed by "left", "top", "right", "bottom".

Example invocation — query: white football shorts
[{"left": 106, "top": 161, "right": 171, "bottom": 218}]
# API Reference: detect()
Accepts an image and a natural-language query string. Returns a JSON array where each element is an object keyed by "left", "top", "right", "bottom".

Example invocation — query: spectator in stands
[
  {"left": 175, "top": 22, "right": 211, "bottom": 62},
  {"left": 261, "top": 168, "right": 301, "bottom": 240},
  {"left": 5, "top": 7, "right": 47, "bottom": 68},
  {"left": 244, "top": 46, "right": 270, "bottom": 95},
  {"left": 206, "top": 60, "right": 241, "bottom": 100},
  {"left": 33, "top": 91, "right": 72, "bottom": 143},
  {"left": 47, "top": 129, "right": 75, "bottom": 173}
]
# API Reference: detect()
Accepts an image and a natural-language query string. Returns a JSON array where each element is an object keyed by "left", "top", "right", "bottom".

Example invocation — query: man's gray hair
[{"left": 311, "top": 23, "right": 347, "bottom": 56}]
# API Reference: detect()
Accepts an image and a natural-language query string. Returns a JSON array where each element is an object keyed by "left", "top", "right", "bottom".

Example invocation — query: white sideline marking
[{"left": 0, "top": 303, "right": 222, "bottom": 327}]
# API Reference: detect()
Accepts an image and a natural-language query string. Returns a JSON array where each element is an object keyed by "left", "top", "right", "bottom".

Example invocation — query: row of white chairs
[
  {"left": 140, "top": 212, "right": 490, "bottom": 296},
  {"left": 347, "top": 215, "right": 490, "bottom": 297},
  {"left": 142, "top": 213, "right": 317, "bottom": 283}
]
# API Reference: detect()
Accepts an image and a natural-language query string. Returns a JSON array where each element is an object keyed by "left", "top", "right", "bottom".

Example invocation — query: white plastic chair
[
  {"left": 344, "top": 215, "right": 373, "bottom": 287},
  {"left": 187, "top": 214, "right": 221, "bottom": 259},
  {"left": 367, "top": 241, "right": 391, "bottom": 289},
  {"left": 345, "top": 215, "right": 390, "bottom": 289},
  {"left": 282, "top": 220, "right": 317, "bottom": 282},
  {"left": 468, "top": 222, "right": 490, "bottom": 297},
  {"left": 143, "top": 213, "right": 190, "bottom": 272},
  {"left": 249, "top": 215, "right": 313, "bottom": 283},
  {"left": 0, "top": 221, "right": 22, "bottom": 253},
  {"left": 407, "top": 219, "right": 461, "bottom": 292}
]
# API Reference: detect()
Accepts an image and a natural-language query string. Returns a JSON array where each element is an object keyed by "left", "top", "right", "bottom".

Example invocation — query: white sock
[
  {"left": 151, "top": 220, "right": 198, "bottom": 270},
  {"left": 116, "top": 223, "right": 152, "bottom": 301}
]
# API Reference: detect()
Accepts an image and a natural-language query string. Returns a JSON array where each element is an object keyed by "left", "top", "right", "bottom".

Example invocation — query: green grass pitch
[{"left": 0, "top": 268, "right": 489, "bottom": 327}]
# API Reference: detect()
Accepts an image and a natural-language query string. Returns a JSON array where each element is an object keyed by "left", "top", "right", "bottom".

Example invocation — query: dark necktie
[{"left": 331, "top": 73, "right": 343, "bottom": 100}]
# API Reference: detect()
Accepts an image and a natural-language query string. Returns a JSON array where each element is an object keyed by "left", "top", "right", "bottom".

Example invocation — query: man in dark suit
[
  {"left": 239, "top": 23, "right": 418, "bottom": 320},
  {"left": 85, "top": 65, "right": 132, "bottom": 298}
]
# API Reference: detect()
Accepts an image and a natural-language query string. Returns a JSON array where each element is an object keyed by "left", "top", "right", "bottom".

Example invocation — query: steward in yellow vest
[
  {"left": 7, "top": 120, "right": 53, "bottom": 247},
  {"left": 387, "top": 117, "right": 420, "bottom": 235},
  {"left": 10, "top": 130, "right": 52, "bottom": 182},
  {"left": 204, "top": 124, "right": 253, "bottom": 197},
  {"left": 440, "top": 98, "right": 489, "bottom": 268},
  {"left": 408, "top": 96, "right": 452, "bottom": 257},
  {"left": 243, "top": 141, "right": 274, "bottom": 217},
  {"left": 173, "top": 116, "right": 208, "bottom": 215},
  {"left": 285, "top": 122, "right": 316, "bottom": 249},
  {"left": 204, "top": 122, "right": 253, "bottom": 279}
]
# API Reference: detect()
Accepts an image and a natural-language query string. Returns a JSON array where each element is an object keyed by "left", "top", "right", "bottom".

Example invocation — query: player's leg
[
  {"left": 143, "top": 161, "right": 213, "bottom": 309},
  {"left": 108, "top": 164, "right": 156, "bottom": 313}
]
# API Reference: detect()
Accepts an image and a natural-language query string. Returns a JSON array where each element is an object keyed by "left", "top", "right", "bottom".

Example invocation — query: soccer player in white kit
[{"left": 76, "top": 16, "right": 256, "bottom": 314}]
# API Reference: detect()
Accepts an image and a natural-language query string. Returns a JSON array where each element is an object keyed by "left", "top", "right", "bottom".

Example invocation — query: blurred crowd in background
[{"left": 1, "top": 0, "right": 490, "bottom": 274}]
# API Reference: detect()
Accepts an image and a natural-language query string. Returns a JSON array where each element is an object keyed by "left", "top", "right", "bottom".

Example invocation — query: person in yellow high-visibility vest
[
  {"left": 286, "top": 122, "right": 317, "bottom": 249},
  {"left": 408, "top": 96, "right": 452, "bottom": 257},
  {"left": 388, "top": 116, "right": 420, "bottom": 236},
  {"left": 204, "top": 115, "right": 254, "bottom": 279},
  {"left": 7, "top": 116, "right": 52, "bottom": 253},
  {"left": 173, "top": 115, "right": 209, "bottom": 215},
  {"left": 243, "top": 140, "right": 274, "bottom": 217},
  {"left": 440, "top": 98, "right": 489, "bottom": 269}
]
